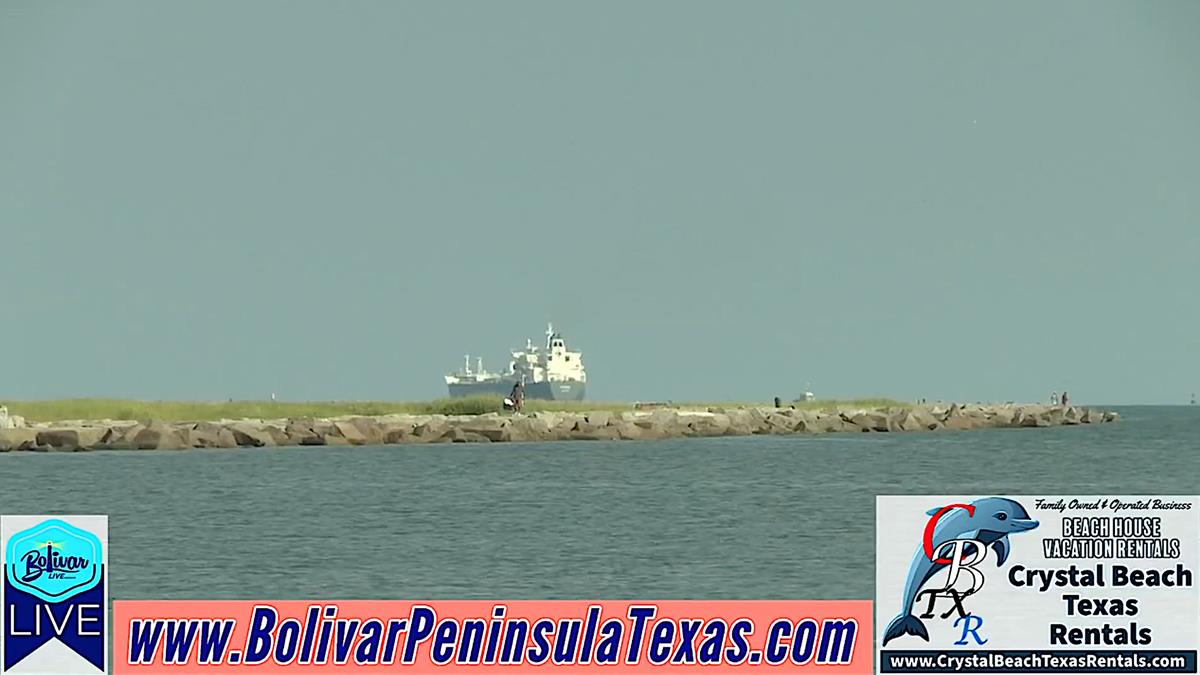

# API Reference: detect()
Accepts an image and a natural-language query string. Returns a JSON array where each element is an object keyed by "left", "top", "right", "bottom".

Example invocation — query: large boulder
[
  {"left": 284, "top": 419, "right": 324, "bottom": 445},
  {"left": 792, "top": 411, "right": 827, "bottom": 433},
  {"left": 829, "top": 413, "right": 861, "bottom": 433},
  {"left": 457, "top": 415, "right": 512, "bottom": 442},
  {"left": 509, "top": 415, "right": 554, "bottom": 442},
  {"left": 570, "top": 415, "right": 605, "bottom": 435},
  {"left": 77, "top": 426, "right": 110, "bottom": 449},
  {"left": 724, "top": 409, "right": 756, "bottom": 435},
  {"left": 132, "top": 422, "right": 188, "bottom": 450},
  {"left": 785, "top": 410, "right": 819, "bottom": 429},
  {"left": 411, "top": 417, "right": 451, "bottom": 443},
  {"left": 36, "top": 427, "right": 108, "bottom": 450},
  {"left": 230, "top": 424, "right": 276, "bottom": 448},
  {"left": 849, "top": 411, "right": 890, "bottom": 432},
  {"left": 1062, "top": 407, "right": 1081, "bottom": 425},
  {"left": 943, "top": 406, "right": 986, "bottom": 431},
  {"left": 1015, "top": 409, "right": 1049, "bottom": 428},
  {"left": 264, "top": 425, "right": 289, "bottom": 446},
  {"left": 885, "top": 413, "right": 909, "bottom": 432},
  {"left": 796, "top": 413, "right": 845, "bottom": 433},
  {"left": 0, "top": 428, "right": 38, "bottom": 452},
  {"left": 344, "top": 417, "right": 384, "bottom": 445},
  {"left": 684, "top": 412, "right": 731, "bottom": 437},
  {"left": 380, "top": 420, "right": 416, "bottom": 444},
  {"left": 530, "top": 411, "right": 560, "bottom": 429},
  {"left": 742, "top": 408, "right": 770, "bottom": 433},
  {"left": 570, "top": 425, "right": 621, "bottom": 441},
  {"left": 298, "top": 433, "right": 327, "bottom": 446},
  {"left": 987, "top": 408, "right": 1016, "bottom": 427},
  {"left": 888, "top": 411, "right": 941, "bottom": 432},
  {"left": 443, "top": 427, "right": 491, "bottom": 443},
  {"left": 915, "top": 410, "right": 944, "bottom": 431},
  {"left": 1042, "top": 407, "right": 1065, "bottom": 426},
  {"left": 582, "top": 412, "right": 612, "bottom": 429},
  {"left": 627, "top": 412, "right": 672, "bottom": 439},
  {"left": 762, "top": 412, "right": 799, "bottom": 434},
  {"left": 187, "top": 423, "right": 238, "bottom": 448},
  {"left": 332, "top": 420, "right": 368, "bottom": 446},
  {"left": 649, "top": 410, "right": 686, "bottom": 436},
  {"left": 97, "top": 424, "right": 143, "bottom": 450},
  {"left": 609, "top": 419, "right": 643, "bottom": 440},
  {"left": 552, "top": 414, "right": 586, "bottom": 436}
]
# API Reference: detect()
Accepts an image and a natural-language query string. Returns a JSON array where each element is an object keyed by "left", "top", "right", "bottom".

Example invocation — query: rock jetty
[{"left": 0, "top": 404, "right": 1117, "bottom": 452}]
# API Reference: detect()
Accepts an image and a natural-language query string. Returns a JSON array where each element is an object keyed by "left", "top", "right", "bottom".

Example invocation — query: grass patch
[{"left": 0, "top": 397, "right": 913, "bottom": 423}]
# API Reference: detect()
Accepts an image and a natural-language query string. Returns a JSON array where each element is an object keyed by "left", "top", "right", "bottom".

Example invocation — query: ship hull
[{"left": 447, "top": 380, "right": 585, "bottom": 401}]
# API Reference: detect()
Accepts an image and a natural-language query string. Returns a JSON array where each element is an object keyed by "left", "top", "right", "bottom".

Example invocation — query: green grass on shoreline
[{"left": 0, "top": 397, "right": 911, "bottom": 423}]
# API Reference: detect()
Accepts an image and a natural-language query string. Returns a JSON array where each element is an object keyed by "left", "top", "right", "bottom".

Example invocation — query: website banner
[
  {"left": 113, "top": 600, "right": 870, "bottom": 673},
  {"left": 876, "top": 496, "right": 1199, "bottom": 674}
]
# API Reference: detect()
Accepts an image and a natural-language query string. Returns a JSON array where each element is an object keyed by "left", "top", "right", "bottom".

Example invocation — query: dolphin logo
[{"left": 881, "top": 497, "right": 1038, "bottom": 647}]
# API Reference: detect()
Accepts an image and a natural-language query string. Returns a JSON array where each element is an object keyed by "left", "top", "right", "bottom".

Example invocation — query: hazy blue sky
[{"left": 1, "top": 1, "right": 1196, "bottom": 404}]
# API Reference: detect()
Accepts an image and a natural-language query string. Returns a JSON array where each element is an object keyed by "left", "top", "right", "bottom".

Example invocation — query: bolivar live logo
[{"left": 2, "top": 515, "right": 109, "bottom": 675}]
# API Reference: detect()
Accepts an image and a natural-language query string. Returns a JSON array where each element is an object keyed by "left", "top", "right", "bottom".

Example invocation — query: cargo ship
[{"left": 444, "top": 324, "right": 586, "bottom": 401}]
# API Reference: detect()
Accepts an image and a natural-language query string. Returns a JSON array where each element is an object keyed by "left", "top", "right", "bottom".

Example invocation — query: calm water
[{"left": 1, "top": 406, "right": 1196, "bottom": 600}]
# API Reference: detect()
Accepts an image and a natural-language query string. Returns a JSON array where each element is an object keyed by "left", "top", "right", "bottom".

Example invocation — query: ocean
[{"left": 0, "top": 406, "right": 1195, "bottom": 601}]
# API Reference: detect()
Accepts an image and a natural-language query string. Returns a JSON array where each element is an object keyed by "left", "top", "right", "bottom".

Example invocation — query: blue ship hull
[{"left": 447, "top": 380, "right": 585, "bottom": 401}]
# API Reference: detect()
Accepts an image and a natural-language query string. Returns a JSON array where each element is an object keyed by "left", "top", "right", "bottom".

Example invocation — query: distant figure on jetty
[
  {"left": 1061, "top": 391, "right": 1069, "bottom": 407},
  {"left": 774, "top": 396, "right": 781, "bottom": 408},
  {"left": 1051, "top": 392, "right": 1059, "bottom": 405},
  {"left": 509, "top": 381, "right": 525, "bottom": 413}
]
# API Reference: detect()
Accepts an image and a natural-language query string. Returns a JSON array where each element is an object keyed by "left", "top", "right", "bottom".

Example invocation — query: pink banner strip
[{"left": 114, "top": 600, "right": 871, "bottom": 673}]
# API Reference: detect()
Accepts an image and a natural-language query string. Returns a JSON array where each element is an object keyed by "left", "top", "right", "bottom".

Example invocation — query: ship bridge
[{"left": 544, "top": 323, "right": 585, "bottom": 383}]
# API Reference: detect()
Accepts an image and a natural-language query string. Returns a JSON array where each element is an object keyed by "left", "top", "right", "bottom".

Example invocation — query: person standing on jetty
[
  {"left": 1061, "top": 391, "right": 1069, "bottom": 407},
  {"left": 1051, "top": 392, "right": 1059, "bottom": 405},
  {"left": 509, "top": 381, "right": 525, "bottom": 413}
]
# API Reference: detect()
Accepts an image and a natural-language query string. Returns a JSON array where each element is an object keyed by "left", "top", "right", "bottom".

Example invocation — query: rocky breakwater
[{"left": 0, "top": 403, "right": 1118, "bottom": 452}]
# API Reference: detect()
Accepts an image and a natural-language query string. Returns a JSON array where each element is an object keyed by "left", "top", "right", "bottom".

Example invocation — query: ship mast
[
  {"left": 546, "top": 322, "right": 554, "bottom": 349},
  {"left": 463, "top": 354, "right": 471, "bottom": 375}
]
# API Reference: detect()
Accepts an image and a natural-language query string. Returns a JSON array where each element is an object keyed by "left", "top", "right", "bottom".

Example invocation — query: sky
[{"left": 1, "top": 1, "right": 1197, "bottom": 405}]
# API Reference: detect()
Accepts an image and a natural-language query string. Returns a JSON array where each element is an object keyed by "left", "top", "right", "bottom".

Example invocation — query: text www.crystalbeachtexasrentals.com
[
  {"left": 123, "top": 604, "right": 862, "bottom": 669},
  {"left": 881, "top": 650, "right": 1195, "bottom": 673}
]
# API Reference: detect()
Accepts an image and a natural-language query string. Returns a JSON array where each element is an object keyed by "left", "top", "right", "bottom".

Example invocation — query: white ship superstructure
[{"left": 444, "top": 324, "right": 587, "bottom": 401}]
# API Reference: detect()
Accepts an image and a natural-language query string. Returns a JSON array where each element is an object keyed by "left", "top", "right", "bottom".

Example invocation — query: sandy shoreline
[{"left": 0, "top": 403, "right": 1116, "bottom": 452}]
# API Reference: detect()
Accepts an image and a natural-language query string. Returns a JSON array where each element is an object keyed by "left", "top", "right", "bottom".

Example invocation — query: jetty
[{"left": 0, "top": 403, "right": 1117, "bottom": 452}]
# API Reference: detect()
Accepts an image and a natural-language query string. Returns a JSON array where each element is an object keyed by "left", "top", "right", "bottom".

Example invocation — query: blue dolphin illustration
[{"left": 881, "top": 497, "right": 1038, "bottom": 647}]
